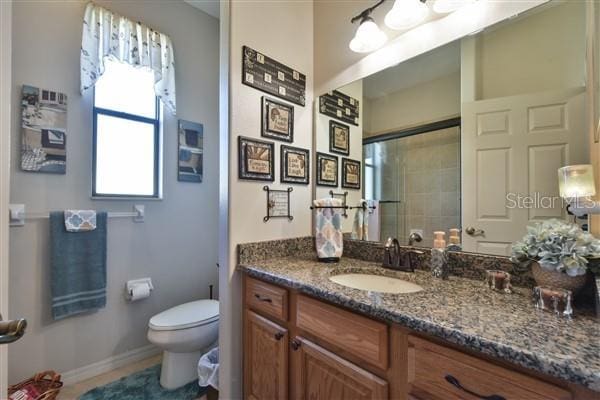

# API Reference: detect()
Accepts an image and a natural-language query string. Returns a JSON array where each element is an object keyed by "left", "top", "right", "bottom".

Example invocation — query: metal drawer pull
[
  {"left": 291, "top": 339, "right": 301, "bottom": 351},
  {"left": 274, "top": 332, "right": 284, "bottom": 341},
  {"left": 445, "top": 375, "right": 506, "bottom": 400},
  {"left": 254, "top": 293, "right": 272, "bottom": 303}
]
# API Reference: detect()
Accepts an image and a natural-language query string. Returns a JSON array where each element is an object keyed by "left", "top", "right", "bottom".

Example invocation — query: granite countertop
[{"left": 239, "top": 255, "right": 600, "bottom": 391}]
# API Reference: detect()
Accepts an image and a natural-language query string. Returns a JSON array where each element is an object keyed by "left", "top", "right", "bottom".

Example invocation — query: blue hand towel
[{"left": 50, "top": 211, "right": 107, "bottom": 320}]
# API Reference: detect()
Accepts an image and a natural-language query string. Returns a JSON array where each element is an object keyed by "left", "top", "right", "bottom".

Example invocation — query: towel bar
[{"left": 8, "top": 204, "right": 145, "bottom": 226}]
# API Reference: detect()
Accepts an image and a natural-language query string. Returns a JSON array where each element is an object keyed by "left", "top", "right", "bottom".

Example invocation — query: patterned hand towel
[
  {"left": 50, "top": 211, "right": 107, "bottom": 320},
  {"left": 313, "top": 198, "right": 343, "bottom": 262},
  {"left": 351, "top": 199, "right": 368, "bottom": 241},
  {"left": 64, "top": 210, "right": 97, "bottom": 232}
]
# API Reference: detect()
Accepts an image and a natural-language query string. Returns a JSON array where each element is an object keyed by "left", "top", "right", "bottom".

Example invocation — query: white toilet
[{"left": 147, "top": 299, "right": 219, "bottom": 389}]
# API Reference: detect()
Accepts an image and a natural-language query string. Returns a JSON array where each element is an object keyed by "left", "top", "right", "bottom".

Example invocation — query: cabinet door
[
  {"left": 244, "top": 310, "right": 288, "bottom": 400},
  {"left": 291, "top": 337, "right": 388, "bottom": 400}
]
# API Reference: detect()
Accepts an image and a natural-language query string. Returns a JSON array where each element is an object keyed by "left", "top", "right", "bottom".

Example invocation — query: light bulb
[
  {"left": 349, "top": 17, "right": 388, "bottom": 53},
  {"left": 385, "top": 0, "right": 429, "bottom": 30},
  {"left": 433, "top": 0, "right": 474, "bottom": 14}
]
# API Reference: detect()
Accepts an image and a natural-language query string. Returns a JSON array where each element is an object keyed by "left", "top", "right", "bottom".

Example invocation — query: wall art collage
[
  {"left": 318, "top": 90, "right": 361, "bottom": 191},
  {"left": 239, "top": 46, "right": 309, "bottom": 187}
]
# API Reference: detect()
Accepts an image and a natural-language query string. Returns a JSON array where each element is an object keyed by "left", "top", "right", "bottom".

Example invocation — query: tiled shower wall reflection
[{"left": 364, "top": 126, "right": 461, "bottom": 246}]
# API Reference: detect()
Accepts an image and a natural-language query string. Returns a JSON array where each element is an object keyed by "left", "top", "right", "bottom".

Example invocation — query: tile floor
[{"left": 57, "top": 355, "right": 211, "bottom": 400}]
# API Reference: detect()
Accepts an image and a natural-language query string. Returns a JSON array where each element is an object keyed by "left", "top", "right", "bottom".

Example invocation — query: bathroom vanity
[{"left": 238, "top": 239, "right": 600, "bottom": 400}]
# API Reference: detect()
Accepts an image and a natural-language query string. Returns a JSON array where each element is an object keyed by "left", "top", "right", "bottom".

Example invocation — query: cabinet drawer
[
  {"left": 296, "top": 295, "right": 388, "bottom": 370},
  {"left": 245, "top": 277, "right": 288, "bottom": 321},
  {"left": 407, "top": 335, "right": 572, "bottom": 400}
]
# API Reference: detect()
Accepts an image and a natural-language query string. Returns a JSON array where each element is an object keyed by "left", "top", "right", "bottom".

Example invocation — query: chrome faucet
[
  {"left": 408, "top": 232, "right": 423, "bottom": 246},
  {"left": 383, "top": 237, "right": 424, "bottom": 272}
]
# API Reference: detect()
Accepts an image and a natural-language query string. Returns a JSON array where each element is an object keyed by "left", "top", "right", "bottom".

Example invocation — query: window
[{"left": 92, "top": 60, "right": 161, "bottom": 198}]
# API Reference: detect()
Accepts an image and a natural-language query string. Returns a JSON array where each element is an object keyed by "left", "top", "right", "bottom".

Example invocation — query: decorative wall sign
[
  {"left": 263, "top": 186, "right": 293, "bottom": 222},
  {"left": 262, "top": 96, "right": 294, "bottom": 142},
  {"left": 20, "top": 85, "right": 67, "bottom": 174},
  {"left": 319, "top": 90, "right": 359, "bottom": 126},
  {"left": 342, "top": 158, "right": 361, "bottom": 190},
  {"left": 242, "top": 46, "right": 306, "bottom": 106},
  {"left": 238, "top": 136, "right": 275, "bottom": 181},
  {"left": 178, "top": 119, "right": 203, "bottom": 183},
  {"left": 329, "top": 120, "right": 350, "bottom": 156},
  {"left": 281, "top": 145, "right": 309, "bottom": 185},
  {"left": 316, "top": 152, "right": 338, "bottom": 187}
]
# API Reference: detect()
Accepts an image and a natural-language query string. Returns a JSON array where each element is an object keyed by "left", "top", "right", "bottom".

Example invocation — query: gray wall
[{"left": 9, "top": 0, "right": 219, "bottom": 383}]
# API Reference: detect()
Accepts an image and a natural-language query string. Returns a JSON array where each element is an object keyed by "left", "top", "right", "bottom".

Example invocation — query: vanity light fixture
[
  {"left": 349, "top": 0, "right": 388, "bottom": 53},
  {"left": 384, "top": 0, "right": 429, "bottom": 30},
  {"left": 558, "top": 164, "right": 600, "bottom": 217},
  {"left": 349, "top": 16, "right": 388, "bottom": 53},
  {"left": 432, "top": 0, "right": 474, "bottom": 14}
]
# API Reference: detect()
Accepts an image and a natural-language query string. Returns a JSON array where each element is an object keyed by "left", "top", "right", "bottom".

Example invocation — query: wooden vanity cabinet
[
  {"left": 244, "top": 310, "right": 289, "bottom": 400},
  {"left": 291, "top": 336, "right": 389, "bottom": 400},
  {"left": 242, "top": 274, "right": 597, "bottom": 400}
]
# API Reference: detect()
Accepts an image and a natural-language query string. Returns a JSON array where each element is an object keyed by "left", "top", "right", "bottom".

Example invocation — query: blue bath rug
[{"left": 78, "top": 364, "right": 205, "bottom": 400}]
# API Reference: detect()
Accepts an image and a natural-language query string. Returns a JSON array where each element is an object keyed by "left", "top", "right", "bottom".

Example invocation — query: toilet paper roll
[{"left": 129, "top": 284, "right": 151, "bottom": 301}]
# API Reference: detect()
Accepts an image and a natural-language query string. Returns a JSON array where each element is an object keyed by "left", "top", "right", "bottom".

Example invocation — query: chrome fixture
[
  {"left": 408, "top": 232, "right": 423, "bottom": 246},
  {"left": 383, "top": 237, "right": 424, "bottom": 272},
  {"left": 0, "top": 314, "right": 27, "bottom": 345},
  {"left": 465, "top": 226, "right": 485, "bottom": 236}
]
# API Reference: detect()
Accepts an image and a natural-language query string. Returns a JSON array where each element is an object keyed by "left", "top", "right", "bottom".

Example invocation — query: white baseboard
[{"left": 61, "top": 344, "right": 162, "bottom": 386}]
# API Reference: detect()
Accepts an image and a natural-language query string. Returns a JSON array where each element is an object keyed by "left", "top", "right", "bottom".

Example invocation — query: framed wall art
[
  {"left": 319, "top": 90, "right": 359, "bottom": 126},
  {"left": 238, "top": 136, "right": 275, "bottom": 181},
  {"left": 20, "top": 85, "right": 67, "bottom": 174},
  {"left": 242, "top": 46, "right": 306, "bottom": 106},
  {"left": 178, "top": 119, "right": 203, "bottom": 183},
  {"left": 263, "top": 186, "right": 294, "bottom": 222},
  {"left": 262, "top": 96, "right": 293, "bottom": 142},
  {"left": 342, "top": 158, "right": 361, "bottom": 190},
  {"left": 316, "top": 152, "right": 338, "bottom": 187},
  {"left": 281, "top": 145, "right": 309, "bottom": 185},
  {"left": 329, "top": 120, "right": 350, "bottom": 156}
]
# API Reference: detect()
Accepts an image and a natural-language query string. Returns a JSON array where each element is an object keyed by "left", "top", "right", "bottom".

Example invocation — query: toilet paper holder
[{"left": 126, "top": 278, "right": 154, "bottom": 301}]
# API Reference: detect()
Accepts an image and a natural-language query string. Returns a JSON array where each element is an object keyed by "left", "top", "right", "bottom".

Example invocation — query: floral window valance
[{"left": 80, "top": 2, "right": 176, "bottom": 114}]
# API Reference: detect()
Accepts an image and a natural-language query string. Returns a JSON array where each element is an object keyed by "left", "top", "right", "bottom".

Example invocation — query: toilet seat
[{"left": 149, "top": 299, "right": 219, "bottom": 331}]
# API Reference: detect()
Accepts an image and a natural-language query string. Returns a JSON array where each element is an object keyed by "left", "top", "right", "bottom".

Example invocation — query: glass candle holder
[
  {"left": 485, "top": 270, "right": 512, "bottom": 293},
  {"left": 533, "top": 286, "right": 573, "bottom": 317}
]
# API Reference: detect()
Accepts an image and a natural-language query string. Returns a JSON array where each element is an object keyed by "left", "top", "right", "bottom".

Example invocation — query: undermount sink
[{"left": 329, "top": 273, "right": 423, "bottom": 294}]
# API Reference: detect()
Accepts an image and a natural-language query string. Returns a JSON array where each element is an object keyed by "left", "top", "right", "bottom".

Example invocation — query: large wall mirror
[{"left": 314, "top": 0, "right": 591, "bottom": 256}]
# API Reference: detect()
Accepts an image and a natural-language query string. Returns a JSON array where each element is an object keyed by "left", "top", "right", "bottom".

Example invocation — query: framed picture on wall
[
  {"left": 316, "top": 152, "right": 338, "bottom": 187},
  {"left": 281, "top": 145, "right": 309, "bottom": 185},
  {"left": 20, "top": 85, "right": 67, "bottom": 174},
  {"left": 178, "top": 119, "right": 203, "bottom": 183},
  {"left": 329, "top": 120, "right": 350, "bottom": 155},
  {"left": 238, "top": 136, "right": 275, "bottom": 181},
  {"left": 342, "top": 158, "right": 361, "bottom": 190},
  {"left": 261, "top": 96, "right": 294, "bottom": 142}
]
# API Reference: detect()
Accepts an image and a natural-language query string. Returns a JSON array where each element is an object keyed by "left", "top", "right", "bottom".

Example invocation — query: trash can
[{"left": 198, "top": 347, "right": 219, "bottom": 390}]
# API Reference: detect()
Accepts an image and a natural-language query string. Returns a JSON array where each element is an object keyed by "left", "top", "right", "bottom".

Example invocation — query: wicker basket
[
  {"left": 8, "top": 371, "right": 63, "bottom": 400},
  {"left": 531, "top": 262, "right": 589, "bottom": 294}
]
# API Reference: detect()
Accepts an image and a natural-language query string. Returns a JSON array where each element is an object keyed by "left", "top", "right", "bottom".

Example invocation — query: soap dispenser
[{"left": 431, "top": 231, "right": 449, "bottom": 279}]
